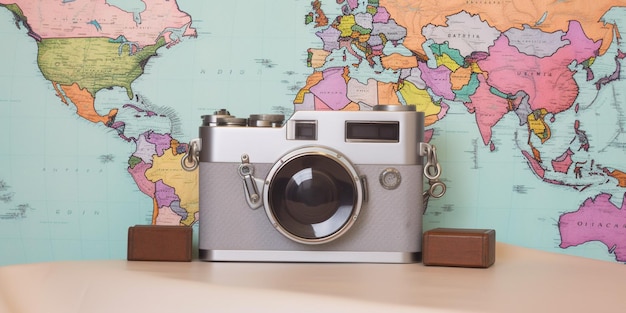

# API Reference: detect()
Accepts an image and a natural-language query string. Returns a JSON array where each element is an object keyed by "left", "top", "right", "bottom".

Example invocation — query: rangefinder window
[
  {"left": 287, "top": 120, "right": 317, "bottom": 140},
  {"left": 294, "top": 120, "right": 317, "bottom": 140},
  {"left": 345, "top": 121, "right": 399, "bottom": 142}
]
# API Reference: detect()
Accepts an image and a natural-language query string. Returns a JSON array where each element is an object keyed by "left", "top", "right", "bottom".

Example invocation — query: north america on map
[
  {"left": 1, "top": 0, "right": 626, "bottom": 263},
  {"left": 1, "top": 0, "right": 199, "bottom": 227}
]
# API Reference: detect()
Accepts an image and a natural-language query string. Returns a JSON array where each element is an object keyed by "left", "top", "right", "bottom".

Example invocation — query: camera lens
[
  {"left": 266, "top": 151, "right": 360, "bottom": 243},
  {"left": 284, "top": 168, "right": 340, "bottom": 225}
]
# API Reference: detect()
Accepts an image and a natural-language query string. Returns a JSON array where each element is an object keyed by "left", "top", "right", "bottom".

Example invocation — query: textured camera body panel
[{"left": 198, "top": 163, "right": 423, "bottom": 252}]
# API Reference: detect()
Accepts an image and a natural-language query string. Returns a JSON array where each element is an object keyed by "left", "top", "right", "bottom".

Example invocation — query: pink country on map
[
  {"left": 559, "top": 193, "right": 626, "bottom": 261},
  {"left": 474, "top": 21, "right": 601, "bottom": 147},
  {"left": 0, "top": 0, "right": 195, "bottom": 47},
  {"left": 309, "top": 67, "right": 352, "bottom": 110}
]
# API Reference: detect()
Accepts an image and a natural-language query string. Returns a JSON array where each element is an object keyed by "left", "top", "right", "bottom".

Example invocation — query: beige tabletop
[{"left": 0, "top": 243, "right": 624, "bottom": 313}]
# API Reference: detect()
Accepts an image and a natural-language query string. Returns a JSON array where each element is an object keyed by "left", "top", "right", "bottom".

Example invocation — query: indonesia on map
[{"left": 1, "top": 0, "right": 626, "bottom": 265}]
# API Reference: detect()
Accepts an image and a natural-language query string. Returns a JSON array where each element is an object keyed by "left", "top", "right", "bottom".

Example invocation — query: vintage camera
[{"left": 184, "top": 105, "right": 443, "bottom": 263}]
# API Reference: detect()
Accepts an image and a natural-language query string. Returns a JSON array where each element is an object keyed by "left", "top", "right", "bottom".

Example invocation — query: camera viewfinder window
[
  {"left": 294, "top": 121, "right": 317, "bottom": 140},
  {"left": 345, "top": 121, "right": 399, "bottom": 142}
]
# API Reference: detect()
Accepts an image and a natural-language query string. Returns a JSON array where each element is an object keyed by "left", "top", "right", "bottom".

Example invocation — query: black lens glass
[{"left": 268, "top": 154, "right": 356, "bottom": 240}]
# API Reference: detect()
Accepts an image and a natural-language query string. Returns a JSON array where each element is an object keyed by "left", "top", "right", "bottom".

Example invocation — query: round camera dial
[
  {"left": 373, "top": 104, "right": 416, "bottom": 111},
  {"left": 380, "top": 168, "right": 401, "bottom": 190}
]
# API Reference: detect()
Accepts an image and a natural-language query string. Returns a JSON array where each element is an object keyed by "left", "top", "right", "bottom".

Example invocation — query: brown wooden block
[
  {"left": 127, "top": 225, "right": 193, "bottom": 262},
  {"left": 423, "top": 228, "right": 496, "bottom": 268}
]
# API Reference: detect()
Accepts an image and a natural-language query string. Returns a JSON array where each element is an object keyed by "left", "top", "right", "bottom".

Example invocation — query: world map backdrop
[{"left": 1, "top": 0, "right": 626, "bottom": 265}]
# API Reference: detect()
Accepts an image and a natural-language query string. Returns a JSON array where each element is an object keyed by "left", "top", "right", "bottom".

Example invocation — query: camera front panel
[{"left": 198, "top": 160, "right": 423, "bottom": 263}]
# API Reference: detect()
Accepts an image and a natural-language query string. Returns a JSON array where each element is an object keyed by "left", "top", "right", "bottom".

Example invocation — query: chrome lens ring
[{"left": 263, "top": 146, "right": 364, "bottom": 245}]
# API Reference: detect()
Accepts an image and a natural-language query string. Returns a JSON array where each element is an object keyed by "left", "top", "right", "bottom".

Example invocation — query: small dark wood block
[
  {"left": 423, "top": 228, "right": 496, "bottom": 268},
  {"left": 127, "top": 225, "right": 193, "bottom": 262}
]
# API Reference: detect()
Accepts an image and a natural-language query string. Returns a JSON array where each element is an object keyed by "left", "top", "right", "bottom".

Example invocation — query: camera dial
[
  {"left": 379, "top": 168, "right": 401, "bottom": 190},
  {"left": 248, "top": 114, "right": 285, "bottom": 127},
  {"left": 373, "top": 104, "right": 416, "bottom": 111},
  {"left": 202, "top": 109, "right": 234, "bottom": 126},
  {"left": 216, "top": 117, "right": 247, "bottom": 126}
]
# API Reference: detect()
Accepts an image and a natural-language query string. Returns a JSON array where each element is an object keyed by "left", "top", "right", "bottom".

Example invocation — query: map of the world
[{"left": 1, "top": 0, "right": 626, "bottom": 265}]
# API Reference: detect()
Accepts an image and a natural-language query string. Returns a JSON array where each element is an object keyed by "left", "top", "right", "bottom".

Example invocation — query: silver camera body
[{"left": 195, "top": 105, "right": 427, "bottom": 263}]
